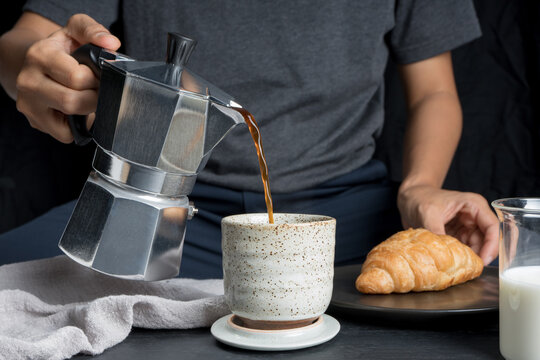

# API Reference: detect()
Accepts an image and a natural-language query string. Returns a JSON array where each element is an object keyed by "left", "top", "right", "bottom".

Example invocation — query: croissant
[{"left": 355, "top": 228, "right": 483, "bottom": 294}]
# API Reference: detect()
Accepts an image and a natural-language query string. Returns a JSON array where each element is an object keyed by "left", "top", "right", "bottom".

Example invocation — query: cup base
[
  {"left": 231, "top": 315, "right": 319, "bottom": 330},
  {"left": 211, "top": 313, "right": 341, "bottom": 351}
]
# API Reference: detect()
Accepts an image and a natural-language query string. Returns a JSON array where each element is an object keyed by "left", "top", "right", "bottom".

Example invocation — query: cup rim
[
  {"left": 221, "top": 213, "right": 336, "bottom": 227},
  {"left": 492, "top": 197, "right": 540, "bottom": 214}
]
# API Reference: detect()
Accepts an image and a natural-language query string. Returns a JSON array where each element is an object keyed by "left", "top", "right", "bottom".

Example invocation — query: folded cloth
[{"left": 0, "top": 256, "right": 229, "bottom": 360}]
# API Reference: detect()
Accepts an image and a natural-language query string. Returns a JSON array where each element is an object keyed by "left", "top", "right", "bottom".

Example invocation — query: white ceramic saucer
[{"left": 210, "top": 314, "right": 340, "bottom": 351}]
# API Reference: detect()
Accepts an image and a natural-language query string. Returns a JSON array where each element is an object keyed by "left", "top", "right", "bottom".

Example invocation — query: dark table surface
[{"left": 77, "top": 307, "right": 503, "bottom": 360}]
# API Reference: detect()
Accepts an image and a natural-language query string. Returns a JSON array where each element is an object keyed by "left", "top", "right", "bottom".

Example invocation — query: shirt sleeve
[
  {"left": 23, "top": 0, "right": 120, "bottom": 29},
  {"left": 389, "top": 0, "right": 481, "bottom": 64}
]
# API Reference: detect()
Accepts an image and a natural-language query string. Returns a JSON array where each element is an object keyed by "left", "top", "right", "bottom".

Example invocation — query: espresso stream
[{"left": 233, "top": 107, "right": 274, "bottom": 224}]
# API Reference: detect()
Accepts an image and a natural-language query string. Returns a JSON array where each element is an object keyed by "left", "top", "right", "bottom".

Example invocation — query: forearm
[{"left": 400, "top": 91, "right": 462, "bottom": 192}]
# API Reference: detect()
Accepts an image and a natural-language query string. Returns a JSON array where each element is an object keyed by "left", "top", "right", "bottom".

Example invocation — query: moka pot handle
[{"left": 67, "top": 44, "right": 107, "bottom": 146}]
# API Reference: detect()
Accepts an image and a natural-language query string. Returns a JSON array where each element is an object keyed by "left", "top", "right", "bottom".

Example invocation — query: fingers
[
  {"left": 37, "top": 76, "right": 98, "bottom": 115},
  {"left": 44, "top": 51, "right": 99, "bottom": 90},
  {"left": 400, "top": 216, "right": 410, "bottom": 230},
  {"left": 454, "top": 221, "right": 497, "bottom": 265},
  {"left": 450, "top": 194, "right": 499, "bottom": 265},
  {"left": 64, "top": 14, "right": 121, "bottom": 50},
  {"left": 464, "top": 228, "right": 483, "bottom": 255},
  {"left": 421, "top": 211, "right": 446, "bottom": 235},
  {"left": 444, "top": 216, "right": 461, "bottom": 237},
  {"left": 47, "top": 109, "right": 74, "bottom": 144},
  {"left": 479, "top": 222, "right": 499, "bottom": 265},
  {"left": 17, "top": 61, "right": 98, "bottom": 113},
  {"left": 16, "top": 59, "right": 97, "bottom": 143},
  {"left": 470, "top": 193, "right": 499, "bottom": 238},
  {"left": 16, "top": 98, "right": 74, "bottom": 143},
  {"left": 23, "top": 37, "right": 99, "bottom": 90},
  {"left": 462, "top": 193, "right": 499, "bottom": 264}
]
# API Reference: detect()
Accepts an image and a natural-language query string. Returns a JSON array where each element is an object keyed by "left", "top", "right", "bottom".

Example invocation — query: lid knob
[{"left": 166, "top": 33, "right": 197, "bottom": 68}]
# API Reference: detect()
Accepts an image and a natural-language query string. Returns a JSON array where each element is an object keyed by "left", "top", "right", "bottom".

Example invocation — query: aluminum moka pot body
[{"left": 59, "top": 33, "right": 245, "bottom": 281}]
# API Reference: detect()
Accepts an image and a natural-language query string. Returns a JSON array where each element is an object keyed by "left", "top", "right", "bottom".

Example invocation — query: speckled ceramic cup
[{"left": 221, "top": 213, "right": 336, "bottom": 329}]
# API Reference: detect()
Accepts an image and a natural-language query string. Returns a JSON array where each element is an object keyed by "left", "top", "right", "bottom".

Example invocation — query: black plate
[{"left": 330, "top": 264, "right": 498, "bottom": 319}]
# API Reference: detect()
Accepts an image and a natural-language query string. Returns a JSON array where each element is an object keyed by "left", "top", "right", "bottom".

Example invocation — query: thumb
[
  {"left": 64, "top": 14, "right": 121, "bottom": 50},
  {"left": 422, "top": 213, "right": 446, "bottom": 235}
]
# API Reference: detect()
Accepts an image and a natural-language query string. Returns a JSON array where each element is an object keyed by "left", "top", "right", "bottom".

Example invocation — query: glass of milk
[{"left": 493, "top": 198, "right": 540, "bottom": 360}]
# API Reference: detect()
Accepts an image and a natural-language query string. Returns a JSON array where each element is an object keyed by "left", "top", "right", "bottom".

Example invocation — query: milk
[{"left": 500, "top": 266, "right": 540, "bottom": 360}]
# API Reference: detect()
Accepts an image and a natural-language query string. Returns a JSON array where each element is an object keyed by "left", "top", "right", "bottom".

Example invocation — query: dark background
[{"left": 1, "top": 0, "right": 539, "bottom": 233}]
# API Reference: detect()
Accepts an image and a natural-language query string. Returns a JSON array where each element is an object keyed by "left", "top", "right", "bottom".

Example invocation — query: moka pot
[{"left": 59, "top": 33, "right": 245, "bottom": 281}]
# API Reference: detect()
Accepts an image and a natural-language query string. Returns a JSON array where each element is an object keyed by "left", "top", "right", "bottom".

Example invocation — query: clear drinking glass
[{"left": 493, "top": 198, "right": 540, "bottom": 360}]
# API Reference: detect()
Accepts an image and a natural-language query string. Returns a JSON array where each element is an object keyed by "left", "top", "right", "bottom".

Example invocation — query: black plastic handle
[{"left": 68, "top": 44, "right": 103, "bottom": 146}]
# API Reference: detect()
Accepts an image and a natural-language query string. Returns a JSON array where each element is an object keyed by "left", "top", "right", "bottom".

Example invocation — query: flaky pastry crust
[{"left": 355, "top": 228, "right": 484, "bottom": 294}]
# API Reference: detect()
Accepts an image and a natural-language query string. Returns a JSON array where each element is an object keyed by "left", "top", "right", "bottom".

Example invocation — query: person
[{"left": 0, "top": 1, "right": 499, "bottom": 278}]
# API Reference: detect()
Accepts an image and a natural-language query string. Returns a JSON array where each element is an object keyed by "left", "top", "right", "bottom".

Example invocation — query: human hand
[
  {"left": 397, "top": 184, "right": 499, "bottom": 265},
  {"left": 15, "top": 14, "right": 121, "bottom": 143}
]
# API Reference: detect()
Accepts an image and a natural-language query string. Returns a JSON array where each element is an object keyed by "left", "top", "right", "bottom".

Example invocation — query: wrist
[
  {"left": 397, "top": 177, "right": 443, "bottom": 220},
  {"left": 398, "top": 174, "right": 441, "bottom": 196}
]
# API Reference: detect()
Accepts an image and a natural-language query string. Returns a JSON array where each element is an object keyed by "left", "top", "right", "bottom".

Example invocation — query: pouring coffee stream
[{"left": 233, "top": 107, "right": 274, "bottom": 224}]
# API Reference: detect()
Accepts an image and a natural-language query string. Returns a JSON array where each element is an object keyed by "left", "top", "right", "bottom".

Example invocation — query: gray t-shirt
[{"left": 24, "top": 0, "right": 481, "bottom": 193}]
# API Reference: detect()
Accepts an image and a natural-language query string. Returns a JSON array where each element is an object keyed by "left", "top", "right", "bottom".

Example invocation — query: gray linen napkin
[{"left": 0, "top": 256, "right": 229, "bottom": 360}]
